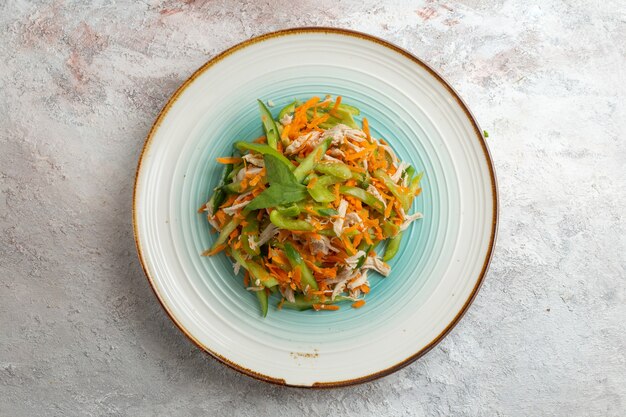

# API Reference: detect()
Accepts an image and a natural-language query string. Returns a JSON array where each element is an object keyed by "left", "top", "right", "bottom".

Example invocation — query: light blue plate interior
[{"left": 184, "top": 83, "right": 440, "bottom": 338}]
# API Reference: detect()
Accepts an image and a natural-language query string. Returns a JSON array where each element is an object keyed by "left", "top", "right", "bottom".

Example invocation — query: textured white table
[{"left": 1, "top": 1, "right": 624, "bottom": 416}]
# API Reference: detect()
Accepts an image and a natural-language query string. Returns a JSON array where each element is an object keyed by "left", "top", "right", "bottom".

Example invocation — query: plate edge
[{"left": 131, "top": 26, "right": 499, "bottom": 389}]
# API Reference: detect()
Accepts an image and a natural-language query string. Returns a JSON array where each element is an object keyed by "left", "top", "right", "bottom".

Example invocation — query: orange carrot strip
[
  {"left": 313, "top": 304, "right": 340, "bottom": 311},
  {"left": 306, "top": 177, "right": 319, "bottom": 189},
  {"left": 202, "top": 243, "right": 226, "bottom": 256},
  {"left": 215, "top": 210, "right": 227, "bottom": 226},
  {"left": 343, "top": 224, "right": 359, "bottom": 234},
  {"left": 253, "top": 135, "right": 267, "bottom": 143},
  {"left": 352, "top": 300, "right": 366, "bottom": 308},
  {"left": 347, "top": 164, "right": 366, "bottom": 173},
  {"left": 384, "top": 198, "right": 395, "bottom": 218},
  {"left": 360, "top": 284, "right": 371, "bottom": 294},
  {"left": 219, "top": 194, "right": 238, "bottom": 208},
  {"left": 330, "top": 96, "right": 342, "bottom": 116},
  {"left": 362, "top": 118, "right": 372, "bottom": 142},
  {"left": 345, "top": 148, "right": 369, "bottom": 161},
  {"left": 393, "top": 199, "right": 404, "bottom": 219},
  {"left": 341, "top": 235, "right": 357, "bottom": 255},
  {"left": 216, "top": 157, "right": 242, "bottom": 164},
  {"left": 352, "top": 234, "right": 363, "bottom": 248}
]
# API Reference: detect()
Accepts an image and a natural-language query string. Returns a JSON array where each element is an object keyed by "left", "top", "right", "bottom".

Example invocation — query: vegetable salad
[{"left": 201, "top": 96, "right": 423, "bottom": 316}]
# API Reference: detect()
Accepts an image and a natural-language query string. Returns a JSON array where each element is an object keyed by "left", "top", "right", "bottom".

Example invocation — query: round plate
[{"left": 133, "top": 28, "right": 497, "bottom": 387}]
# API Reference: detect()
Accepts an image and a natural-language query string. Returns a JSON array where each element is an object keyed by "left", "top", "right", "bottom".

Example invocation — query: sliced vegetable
[
  {"left": 206, "top": 162, "right": 233, "bottom": 213},
  {"left": 373, "top": 169, "right": 412, "bottom": 211},
  {"left": 410, "top": 172, "right": 423, "bottom": 195},
  {"left": 278, "top": 101, "right": 296, "bottom": 121},
  {"left": 258, "top": 99, "right": 280, "bottom": 149},
  {"left": 315, "top": 162, "right": 352, "bottom": 180},
  {"left": 256, "top": 290, "right": 269, "bottom": 317},
  {"left": 241, "top": 211, "right": 260, "bottom": 256},
  {"left": 292, "top": 138, "right": 332, "bottom": 182},
  {"left": 383, "top": 232, "right": 402, "bottom": 261},
  {"left": 282, "top": 295, "right": 350, "bottom": 311},
  {"left": 339, "top": 186, "right": 385, "bottom": 213},
  {"left": 284, "top": 243, "right": 318, "bottom": 291},
  {"left": 210, "top": 217, "right": 241, "bottom": 251},
  {"left": 269, "top": 210, "right": 313, "bottom": 231},
  {"left": 307, "top": 175, "right": 342, "bottom": 203},
  {"left": 381, "top": 220, "right": 400, "bottom": 238},
  {"left": 230, "top": 249, "right": 278, "bottom": 287},
  {"left": 276, "top": 203, "right": 301, "bottom": 217}
]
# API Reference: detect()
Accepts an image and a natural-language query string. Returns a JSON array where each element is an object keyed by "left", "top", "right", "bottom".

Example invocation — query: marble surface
[{"left": 1, "top": 1, "right": 625, "bottom": 415}]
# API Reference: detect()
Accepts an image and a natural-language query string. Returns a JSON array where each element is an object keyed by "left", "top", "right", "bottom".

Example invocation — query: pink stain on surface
[
  {"left": 20, "top": 0, "right": 64, "bottom": 47},
  {"left": 416, "top": 7, "right": 437, "bottom": 21},
  {"left": 160, "top": 8, "right": 183, "bottom": 16},
  {"left": 65, "top": 22, "right": 108, "bottom": 90}
]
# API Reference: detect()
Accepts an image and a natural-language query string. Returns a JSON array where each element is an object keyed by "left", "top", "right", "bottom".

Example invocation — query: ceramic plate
[{"left": 133, "top": 28, "right": 497, "bottom": 387}]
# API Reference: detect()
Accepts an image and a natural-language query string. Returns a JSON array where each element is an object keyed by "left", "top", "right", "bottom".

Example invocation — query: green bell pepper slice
[
  {"left": 258, "top": 99, "right": 280, "bottom": 150},
  {"left": 383, "top": 232, "right": 403, "bottom": 262},
  {"left": 283, "top": 243, "right": 318, "bottom": 291},
  {"left": 338, "top": 186, "right": 385, "bottom": 213},
  {"left": 269, "top": 210, "right": 313, "bottom": 231},
  {"left": 292, "top": 138, "right": 332, "bottom": 182}
]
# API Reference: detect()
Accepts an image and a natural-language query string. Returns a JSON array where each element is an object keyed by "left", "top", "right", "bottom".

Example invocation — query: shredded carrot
[
  {"left": 362, "top": 117, "right": 371, "bottom": 142},
  {"left": 393, "top": 199, "right": 404, "bottom": 219},
  {"left": 215, "top": 210, "right": 227, "bottom": 226},
  {"left": 202, "top": 243, "right": 226, "bottom": 256},
  {"left": 330, "top": 96, "right": 342, "bottom": 116},
  {"left": 249, "top": 175, "right": 261, "bottom": 187},
  {"left": 313, "top": 304, "right": 340, "bottom": 311},
  {"left": 216, "top": 157, "right": 242, "bottom": 164},
  {"left": 306, "top": 177, "right": 318, "bottom": 189},
  {"left": 374, "top": 225, "right": 384, "bottom": 241},
  {"left": 219, "top": 194, "right": 238, "bottom": 208},
  {"left": 307, "top": 113, "right": 330, "bottom": 130},
  {"left": 253, "top": 135, "right": 267, "bottom": 143},
  {"left": 281, "top": 124, "right": 291, "bottom": 140},
  {"left": 352, "top": 300, "right": 366, "bottom": 309},
  {"left": 352, "top": 234, "right": 363, "bottom": 249},
  {"left": 334, "top": 183, "right": 341, "bottom": 205},
  {"left": 345, "top": 148, "right": 369, "bottom": 161},
  {"left": 292, "top": 267, "right": 302, "bottom": 286},
  {"left": 360, "top": 284, "right": 371, "bottom": 294},
  {"left": 347, "top": 164, "right": 366, "bottom": 173},
  {"left": 341, "top": 235, "right": 357, "bottom": 255},
  {"left": 363, "top": 232, "right": 373, "bottom": 245},
  {"left": 343, "top": 224, "right": 360, "bottom": 235},
  {"left": 228, "top": 228, "right": 240, "bottom": 243},
  {"left": 384, "top": 198, "right": 395, "bottom": 218},
  {"left": 243, "top": 271, "right": 250, "bottom": 287}
]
